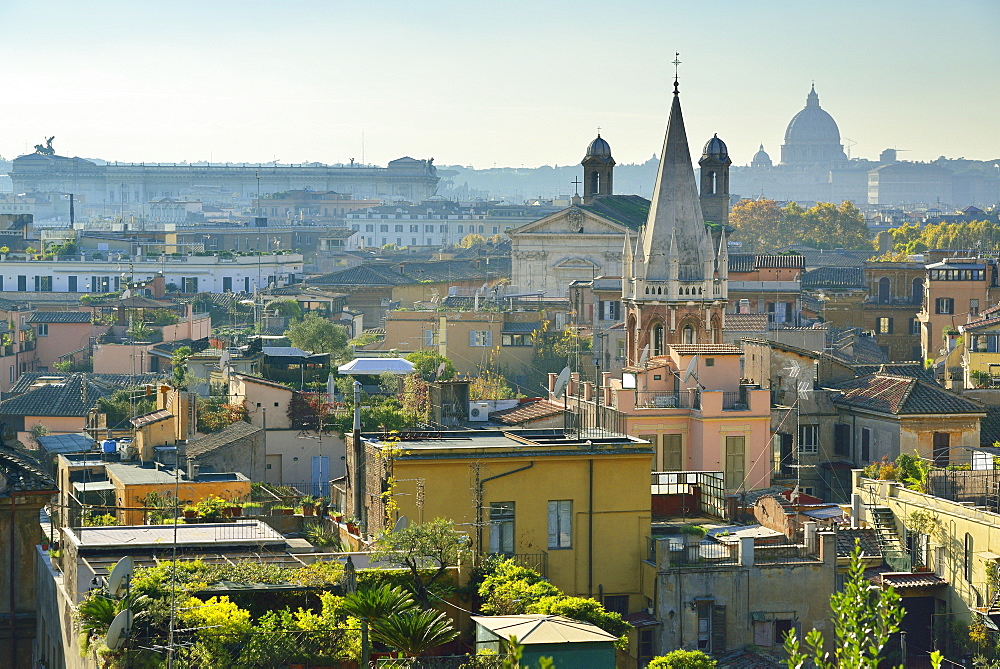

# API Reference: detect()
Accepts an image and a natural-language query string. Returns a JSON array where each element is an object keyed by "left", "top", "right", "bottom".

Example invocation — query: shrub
[{"left": 648, "top": 649, "right": 717, "bottom": 668}]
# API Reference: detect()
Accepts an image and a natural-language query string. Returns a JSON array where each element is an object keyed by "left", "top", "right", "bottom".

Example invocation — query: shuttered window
[
  {"left": 547, "top": 500, "right": 572, "bottom": 549},
  {"left": 663, "top": 434, "right": 682, "bottom": 471},
  {"left": 469, "top": 330, "right": 493, "bottom": 347},
  {"left": 725, "top": 436, "right": 745, "bottom": 490}
]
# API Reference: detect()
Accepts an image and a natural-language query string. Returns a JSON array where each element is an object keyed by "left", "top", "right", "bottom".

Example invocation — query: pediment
[
  {"left": 509, "top": 206, "right": 632, "bottom": 236},
  {"left": 554, "top": 256, "right": 600, "bottom": 269}
]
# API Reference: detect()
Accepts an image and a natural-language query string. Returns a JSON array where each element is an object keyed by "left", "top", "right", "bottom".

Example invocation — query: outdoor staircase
[{"left": 869, "top": 506, "right": 911, "bottom": 571}]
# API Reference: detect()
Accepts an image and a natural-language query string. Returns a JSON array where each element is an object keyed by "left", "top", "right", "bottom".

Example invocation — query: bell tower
[
  {"left": 622, "top": 70, "right": 728, "bottom": 365},
  {"left": 582, "top": 132, "right": 615, "bottom": 202},
  {"left": 699, "top": 134, "right": 732, "bottom": 227}
]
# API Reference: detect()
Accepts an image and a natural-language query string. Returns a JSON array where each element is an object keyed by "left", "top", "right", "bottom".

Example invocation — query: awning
[
  {"left": 875, "top": 572, "right": 948, "bottom": 589},
  {"left": 750, "top": 611, "right": 797, "bottom": 622}
]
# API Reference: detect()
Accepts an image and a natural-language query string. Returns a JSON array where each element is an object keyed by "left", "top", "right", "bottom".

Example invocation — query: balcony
[{"left": 634, "top": 390, "right": 700, "bottom": 409}]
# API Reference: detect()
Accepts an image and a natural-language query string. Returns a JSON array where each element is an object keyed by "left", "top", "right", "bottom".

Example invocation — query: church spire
[
  {"left": 806, "top": 83, "right": 819, "bottom": 107},
  {"left": 638, "top": 79, "right": 712, "bottom": 284}
]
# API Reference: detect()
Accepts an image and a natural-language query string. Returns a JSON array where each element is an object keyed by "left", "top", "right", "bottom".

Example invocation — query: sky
[{"left": 1, "top": 0, "right": 997, "bottom": 169}]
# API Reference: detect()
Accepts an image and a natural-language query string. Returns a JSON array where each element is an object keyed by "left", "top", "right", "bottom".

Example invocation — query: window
[
  {"left": 798, "top": 425, "right": 819, "bottom": 454},
  {"left": 834, "top": 423, "right": 851, "bottom": 456},
  {"left": 36, "top": 324, "right": 48, "bottom": 337},
  {"left": 33, "top": 276, "right": 52, "bottom": 292},
  {"left": 17, "top": 275, "right": 26, "bottom": 292},
  {"left": 603, "top": 595, "right": 628, "bottom": 615},
  {"left": 489, "top": 502, "right": 515, "bottom": 555},
  {"left": 394, "top": 225, "right": 403, "bottom": 232},
  {"left": 501, "top": 333, "right": 530, "bottom": 346},
  {"left": 547, "top": 500, "right": 572, "bottom": 549},
  {"left": 653, "top": 325, "right": 665, "bottom": 355},
  {"left": 425, "top": 225, "right": 435, "bottom": 232},
  {"left": 410, "top": 225, "right": 419, "bottom": 232},
  {"left": 861, "top": 427, "right": 872, "bottom": 462},
  {"left": 365, "top": 224, "right": 374, "bottom": 232},
  {"left": 423, "top": 330, "right": 437, "bottom": 346},
  {"left": 68, "top": 276, "right": 77, "bottom": 292},
  {"left": 598, "top": 300, "right": 620, "bottom": 321},
  {"left": 663, "top": 434, "right": 682, "bottom": 471},
  {"left": 725, "top": 436, "right": 745, "bottom": 490},
  {"left": 682, "top": 324, "right": 695, "bottom": 345},
  {"left": 697, "top": 602, "right": 712, "bottom": 651},
  {"left": 933, "top": 432, "right": 950, "bottom": 468},
  {"left": 616, "top": 340, "right": 625, "bottom": 360},
  {"left": 965, "top": 532, "right": 974, "bottom": 582},
  {"left": 877, "top": 317, "right": 893, "bottom": 335},
  {"left": 379, "top": 224, "right": 388, "bottom": 232},
  {"left": 638, "top": 629, "right": 655, "bottom": 663},
  {"left": 971, "top": 299, "right": 980, "bottom": 316},
  {"left": 469, "top": 330, "right": 492, "bottom": 347},
  {"left": 182, "top": 277, "right": 198, "bottom": 293},
  {"left": 705, "top": 358, "right": 715, "bottom": 367},
  {"left": 909, "top": 318, "right": 920, "bottom": 335},
  {"left": 773, "top": 619, "right": 801, "bottom": 646},
  {"left": 222, "top": 276, "right": 232, "bottom": 293},
  {"left": 936, "top": 297, "right": 954, "bottom": 314}
]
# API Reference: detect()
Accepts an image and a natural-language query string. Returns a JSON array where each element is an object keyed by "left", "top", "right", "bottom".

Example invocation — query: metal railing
[
  {"left": 667, "top": 540, "right": 738, "bottom": 567},
  {"left": 634, "top": 390, "right": 699, "bottom": 409},
  {"left": 721, "top": 390, "right": 749, "bottom": 410},
  {"left": 490, "top": 551, "right": 547, "bottom": 577}
]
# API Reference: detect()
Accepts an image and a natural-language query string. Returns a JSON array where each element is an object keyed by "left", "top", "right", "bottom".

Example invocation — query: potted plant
[
  {"left": 242, "top": 502, "right": 262, "bottom": 516},
  {"left": 229, "top": 502, "right": 243, "bottom": 518},
  {"left": 345, "top": 517, "right": 360, "bottom": 534},
  {"left": 272, "top": 504, "right": 293, "bottom": 516},
  {"left": 183, "top": 506, "right": 199, "bottom": 520},
  {"left": 679, "top": 524, "right": 707, "bottom": 545},
  {"left": 300, "top": 495, "right": 316, "bottom": 516}
]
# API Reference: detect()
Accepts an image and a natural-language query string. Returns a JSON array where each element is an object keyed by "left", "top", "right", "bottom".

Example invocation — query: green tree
[
  {"left": 97, "top": 388, "right": 155, "bottom": 429},
  {"left": 370, "top": 518, "right": 471, "bottom": 608},
  {"left": 526, "top": 596, "right": 629, "bottom": 647},
  {"left": 460, "top": 233, "right": 486, "bottom": 248},
  {"left": 171, "top": 345, "right": 193, "bottom": 387},
  {"left": 730, "top": 198, "right": 872, "bottom": 252},
  {"left": 405, "top": 350, "right": 456, "bottom": 381},
  {"left": 342, "top": 585, "right": 415, "bottom": 667},
  {"left": 784, "top": 542, "right": 904, "bottom": 668},
  {"left": 370, "top": 608, "right": 459, "bottom": 658},
  {"left": 730, "top": 198, "right": 785, "bottom": 252},
  {"left": 268, "top": 298, "right": 303, "bottom": 321},
  {"left": 284, "top": 313, "right": 349, "bottom": 355},
  {"left": 470, "top": 368, "right": 518, "bottom": 400},
  {"left": 647, "top": 649, "right": 717, "bottom": 668},
  {"left": 197, "top": 397, "right": 249, "bottom": 433},
  {"left": 479, "top": 558, "right": 561, "bottom": 615}
]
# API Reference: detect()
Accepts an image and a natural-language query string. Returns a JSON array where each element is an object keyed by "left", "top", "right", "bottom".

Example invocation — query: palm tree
[
  {"left": 371, "top": 608, "right": 459, "bottom": 659},
  {"left": 77, "top": 595, "right": 118, "bottom": 652},
  {"left": 342, "top": 585, "right": 416, "bottom": 667}
]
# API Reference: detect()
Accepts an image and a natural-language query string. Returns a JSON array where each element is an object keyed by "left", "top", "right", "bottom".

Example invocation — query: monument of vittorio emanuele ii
[{"left": 9, "top": 138, "right": 439, "bottom": 210}]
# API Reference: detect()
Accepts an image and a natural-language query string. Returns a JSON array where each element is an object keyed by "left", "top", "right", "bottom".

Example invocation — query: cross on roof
[{"left": 571, "top": 177, "right": 582, "bottom": 195}]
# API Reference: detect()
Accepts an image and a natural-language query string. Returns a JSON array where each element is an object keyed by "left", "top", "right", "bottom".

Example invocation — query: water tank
[{"left": 101, "top": 439, "right": 117, "bottom": 453}]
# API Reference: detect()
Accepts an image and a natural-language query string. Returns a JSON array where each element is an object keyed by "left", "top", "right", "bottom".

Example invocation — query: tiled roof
[
  {"left": 577, "top": 195, "right": 651, "bottom": 231},
  {"left": 850, "top": 363, "right": 934, "bottom": 382},
  {"left": 724, "top": 314, "right": 768, "bottom": 331},
  {"left": 981, "top": 406, "right": 1000, "bottom": 448},
  {"left": 801, "top": 266, "right": 865, "bottom": 289},
  {"left": 961, "top": 315, "right": 1000, "bottom": 332},
  {"left": 670, "top": 344, "right": 743, "bottom": 355},
  {"left": 489, "top": 400, "right": 565, "bottom": 425},
  {"left": 837, "top": 528, "right": 881, "bottom": 558},
  {"left": 308, "top": 264, "right": 414, "bottom": 287},
  {"left": 9, "top": 372, "right": 163, "bottom": 396},
  {"left": 728, "top": 253, "right": 805, "bottom": 273},
  {"left": 27, "top": 311, "right": 91, "bottom": 324},
  {"left": 233, "top": 373, "right": 293, "bottom": 392},
  {"left": 187, "top": 421, "right": 263, "bottom": 458},
  {"left": 874, "top": 571, "right": 948, "bottom": 589},
  {"left": 397, "top": 257, "right": 511, "bottom": 283},
  {"left": 0, "top": 374, "right": 124, "bottom": 417},
  {"left": 0, "top": 447, "right": 57, "bottom": 492},
  {"left": 501, "top": 322, "right": 542, "bottom": 334},
  {"left": 131, "top": 410, "right": 172, "bottom": 428},
  {"left": 832, "top": 373, "right": 985, "bottom": 415}
]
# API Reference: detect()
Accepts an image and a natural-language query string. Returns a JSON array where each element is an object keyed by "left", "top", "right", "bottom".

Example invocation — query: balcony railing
[
  {"left": 721, "top": 390, "right": 749, "bottom": 411},
  {"left": 634, "top": 390, "right": 699, "bottom": 409},
  {"left": 489, "top": 551, "right": 548, "bottom": 577}
]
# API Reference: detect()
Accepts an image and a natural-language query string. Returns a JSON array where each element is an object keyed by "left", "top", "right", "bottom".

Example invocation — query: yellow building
[
  {"left": 346, "top": 428, "right": 653, "bottom": 612},
  {"left": 363, "top": 309, "right": 543, "bottom": 387}
]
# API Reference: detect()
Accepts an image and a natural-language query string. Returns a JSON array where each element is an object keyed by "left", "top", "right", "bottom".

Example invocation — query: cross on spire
[
  {"left": 571, "top": 176, "right": 582, "bottom": 195},
  {"left": 596, "top": 125, "right": 602, "bottom": 136},
  {"left": 672, "top": 52, "right": 681, "bottom": 95}
]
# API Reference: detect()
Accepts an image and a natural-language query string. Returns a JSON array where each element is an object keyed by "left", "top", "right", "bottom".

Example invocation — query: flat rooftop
[
  {"left": 65, "top": 520, "right": 285, "bottom": 550},
  {"left": 363, "top": 428, "right": 651, "bottom": 456}
]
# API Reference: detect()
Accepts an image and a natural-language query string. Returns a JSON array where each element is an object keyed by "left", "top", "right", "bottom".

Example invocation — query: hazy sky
[{"left": 1, "top": 0, "right": 997, "bottom": 169}]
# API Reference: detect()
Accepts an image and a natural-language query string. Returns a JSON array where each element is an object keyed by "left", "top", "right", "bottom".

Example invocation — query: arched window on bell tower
[
  {"left": 652, "top": 324, "right": 665, "bottom": 357},
  {"left": 683, "top": 324, "right": 695, "bottom": 345}
]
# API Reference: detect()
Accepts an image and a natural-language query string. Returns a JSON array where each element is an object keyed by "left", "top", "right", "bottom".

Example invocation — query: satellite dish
[
  {"left": 552, "top": 366, "right": 571, "bottom": 397},
  {"left": 104, "top": 608, "right": 133, "bottom": 651},
  {"left": 435, "top": 362, "right": 447, "bottom": 379},
  {"left": 393, "top": 515, "right": 409, "bottom": 533},
  {"left": 638, "top": 345, "right": 649, "bottom": 368},
  {"left": 683, "top": 355, "right": 700, "bottom": 383},
  {"left": 107, "top": 556, "right": 134, "bottom": 598}
]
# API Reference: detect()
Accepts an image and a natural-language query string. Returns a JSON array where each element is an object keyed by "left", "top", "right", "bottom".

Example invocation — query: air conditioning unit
[{"left": 469, "top": 401, "right": 491, "bottom": 422}]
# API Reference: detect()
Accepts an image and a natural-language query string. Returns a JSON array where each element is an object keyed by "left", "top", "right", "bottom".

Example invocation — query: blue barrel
[{"left": 101, "top": 439, "right": 117, "bottom": 453}]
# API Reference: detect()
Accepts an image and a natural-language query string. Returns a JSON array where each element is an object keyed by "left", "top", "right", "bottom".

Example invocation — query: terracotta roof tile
[
  {"left": 490, "top": 400, "right": 565, "bottom": 425},
  {"left": 832, "top": 373, "right": 984, "bottom": 415}
]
